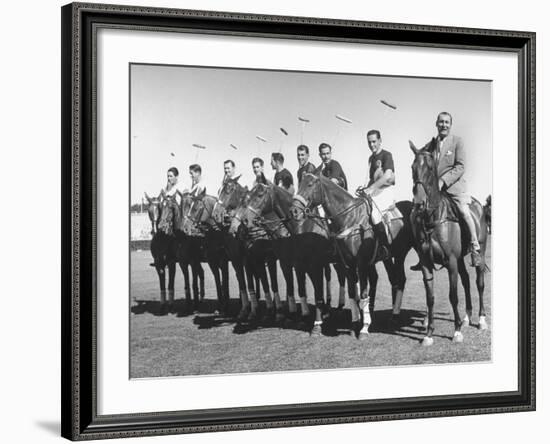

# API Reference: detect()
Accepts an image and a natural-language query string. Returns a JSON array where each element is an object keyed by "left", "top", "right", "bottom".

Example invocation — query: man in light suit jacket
[{"left": 420, "top": 112, "right": 481, "bottom": 267}]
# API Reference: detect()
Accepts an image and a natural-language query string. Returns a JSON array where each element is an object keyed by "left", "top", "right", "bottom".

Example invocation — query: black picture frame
[{"left": 61, "top": 2, "right": 536, "bottom": 440}]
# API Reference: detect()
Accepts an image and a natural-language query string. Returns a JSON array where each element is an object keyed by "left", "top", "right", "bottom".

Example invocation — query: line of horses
[{"left": 142, "top": 147, "right": 491, "bottom": 345}]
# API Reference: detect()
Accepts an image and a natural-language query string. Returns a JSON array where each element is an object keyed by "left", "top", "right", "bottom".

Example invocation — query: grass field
[{"left": 130, "top": 238, "right": 491, "bottom": 378}]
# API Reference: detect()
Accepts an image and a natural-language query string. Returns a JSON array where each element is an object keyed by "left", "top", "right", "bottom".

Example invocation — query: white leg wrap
[
  {"left": 273, "top": 291, "right": 282, "bottom": 308},
  {"left": 339, "top": 286, "right": 346, "bottom": 306},
  {"left": 264, "top": 291, "right": 274, "bottom": 308},
  {"left": 299, "top": 297, "right": 309, "bottom": 315},
  {"left": 479, "top": 315, "right": 488, "bottom": 330},
  {"left": 287, "top": 295, "right": 297, "bottom": 313},
  {"left": 249, "top": 290, "right": 258, "bottom": 310}
]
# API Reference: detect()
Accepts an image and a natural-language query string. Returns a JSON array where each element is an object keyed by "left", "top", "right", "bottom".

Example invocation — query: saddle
[
  {"left": 358, "top": 198, "right": 404, "bottom": 245},
  {"left": 419, "top": 193, "right": 483, "bottom": 254}
]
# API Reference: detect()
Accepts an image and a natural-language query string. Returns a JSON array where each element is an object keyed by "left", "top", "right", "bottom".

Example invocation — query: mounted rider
[
  {"left": 356, "top": 130, "right": 395, "bottom": 260},
  {"left": 315, "top": 142, "right": 348, "bottom": 190},
  {"left": 296, "top": 144, "right": 316, "bottom": 185},
  {"left": 420, "top": 111, "right": 481, "bottom": 267},
  {"left": 189, "top": 164, "right": 206, "bottom": 197},
  {"left": 271, "top": 152, "right": 295, "bottom": 194},
  {"left": 252, "top": 157, "right": 271, "bottom": 187}
]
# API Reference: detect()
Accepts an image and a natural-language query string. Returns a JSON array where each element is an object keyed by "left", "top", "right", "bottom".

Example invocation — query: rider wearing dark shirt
[
  {"left": 271, "top": 152, "right": 294, "bottom": 193},
  {"left": 316, "top": 143, "right": 348, "bottom": 190},
  {"left": 296, "top": 144, "right": 316, "bottom": 186},
  {"left": 274, "top": 168, "right": 294, "bottom": 190}
]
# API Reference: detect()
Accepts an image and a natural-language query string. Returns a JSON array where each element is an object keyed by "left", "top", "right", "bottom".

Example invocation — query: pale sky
[{"left": 130, "top": 64, "right": 491, "bottom": 204}]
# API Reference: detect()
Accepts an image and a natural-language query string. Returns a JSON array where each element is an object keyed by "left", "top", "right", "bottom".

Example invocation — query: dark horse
[
  {"left": 409, "top": 141, "right": 489, "bottom": 346},
  {"left": 237, "top": 183, "right": 347, "bottom": 333},
  {"left": 181, "top": 190, "right": 231, "bottom": 315},
  {"left": 148, "top": 192, "right": 205, "bottom": 313},
  {"left": 227, "top": 188, "right": 284, "bottom": 323},
  {"left": 215, "top": 177, "right": 263, "bottom": 322},
  {"left": 145, "top": 193, "right": 177, "bottom": 314},
  {"left": 291, "top": 173, "right": 415, "bottom": 338}
]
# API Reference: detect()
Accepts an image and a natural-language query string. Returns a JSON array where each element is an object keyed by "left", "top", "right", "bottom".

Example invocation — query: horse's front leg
[
  {"left": 476, "top": 264, "right": 488, "bottom": 330},
  {"left": 294, "top": 267, "right": 310, "bottom": 329},
  {"left": 458, "top": 257, "right": 473, "bottom": 326},
  {"left": 383, "top": 257, "right": 403, "bottom": 328},
  {"left": 244, "top": 261, "right": 258, "bottom": 321},
  {"left": 156, "top": 265, "right": 167, "bottom": 315},
  {"left": 178, "top": 260, "right": 191, "bottom": 303},
  {"left": 309, "top": 265, "right": 326, "bottom": 336},
  {"left": 357, "top": 262, "right": 373, "bottom": 340},
  {"left": 232, "top": 260, "right": 250, "bottom": 322},
  {"left": 221, "top": 258, "right": 230, "bottom": 314},
  {"left": 346, "top": 265, "right": 363, "bottom": 338},
  {"left": 334, "top": 263, "right": 346, "bottom": 310},
  {"left": 324, "top": 264, "right": 332, "bottom": 308},
  {"left": 267, "top": 259, "right": 284, "bottom": 322},
  {"left": 280, "top": 261, "right": 296, "bottom": 318},
  {"left": 167, "top": 262, "right": 176, "bottom": 313},
  {"left": 207, "top": 260, "right": 223, "bottom": 315},
  {"left": 421, "top": 264, "right": 435, "bottom": 346},
  {"left": 448, "top": 257, "right": 464, "bottom": 343}
]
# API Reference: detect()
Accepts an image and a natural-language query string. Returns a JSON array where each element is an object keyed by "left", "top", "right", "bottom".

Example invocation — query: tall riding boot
[{"left": 374, "top": 222, "right": 390, "bottom": 262}]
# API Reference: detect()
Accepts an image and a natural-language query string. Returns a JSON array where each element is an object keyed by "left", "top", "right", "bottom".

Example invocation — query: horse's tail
[{"left": 483, "top": 201, "right": 491, "bottom": 231}]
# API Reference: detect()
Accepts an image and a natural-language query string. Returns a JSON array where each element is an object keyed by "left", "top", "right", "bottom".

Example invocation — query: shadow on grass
[
  {"left": 131, "top": 299, "right": 458, "bottom": 342},
  {"left": 369, "top": 308, "right": 462, "bottom": 342}
]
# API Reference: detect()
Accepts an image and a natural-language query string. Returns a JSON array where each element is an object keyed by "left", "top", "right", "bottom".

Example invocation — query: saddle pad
[{"left": 382, "top": 204, "right": 403, "bottom": 222}]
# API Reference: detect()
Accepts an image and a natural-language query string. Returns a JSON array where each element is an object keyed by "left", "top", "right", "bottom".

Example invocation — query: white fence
[{"left": 131, "top": 213, "right": 151, "bottom": 241}]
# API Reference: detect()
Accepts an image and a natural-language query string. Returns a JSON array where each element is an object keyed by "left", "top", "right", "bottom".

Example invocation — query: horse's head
[
  {"left": 409, "top": 140, "right": 438, "bottom": 207},
  {"left": 228, "top": 191, "right": 253, "bottom": 236},
  {"left": 145, "top": 192, "right": 162, "bottom": 234},
  {"left": 291, "top": 172, "right": 322, "bottom": 220},
  {"left": 182, "top": 190, "right": 218, "bottom": 235},
  {"left": 158, "top": 194, "right": 179, "bottom": 236},
  {"left": 216, "top": 176, "right": 247, "bottom": 224},
  {"left": 246, "top": 183, "right": 272, "bottom": 218}
]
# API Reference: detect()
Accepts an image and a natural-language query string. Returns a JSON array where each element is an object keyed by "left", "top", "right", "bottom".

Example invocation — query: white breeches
[{"left": 370, "top": 187, "right": 395, "bottom": 225}]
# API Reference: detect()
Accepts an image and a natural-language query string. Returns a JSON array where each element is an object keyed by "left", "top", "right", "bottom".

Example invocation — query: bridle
[
  {"left": 158, "top": 198, "right": 178, "bottom": 236},
  {"left": 184, "top": 196, "right": 221, "bottom": 231}
]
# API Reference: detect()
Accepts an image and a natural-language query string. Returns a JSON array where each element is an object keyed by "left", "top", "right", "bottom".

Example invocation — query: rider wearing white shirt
[
  {"left": 163, "top": 167, "right": 187, "bottom": 203},
  {"left": 189, "top": 164, "right": 206, "bottom": 196}
]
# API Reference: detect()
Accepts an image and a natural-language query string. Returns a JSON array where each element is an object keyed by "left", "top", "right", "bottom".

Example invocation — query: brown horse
[
  {"left": 145, "top": 192, "right": 178, "bottom": 314},
  {"left": 227, "top": 190, "right": 284, "bottom": 324},
  {"left": 239, "top": 183, "right": 348, "bottom": 333},
  {"left": 151, "top": 192, "right": 206, "bottom": 313},
  {"left": 291, "top": 173, "right": 415, "bottom": 338},
  {"left": 409, "top": 141, "right": 489, "bottom": 346},
  {"left": 181, "top": 190, "right": 231, "bottom": 315},
  {"left": 215, "top": 178, "right": 262, "bottom": 322}
]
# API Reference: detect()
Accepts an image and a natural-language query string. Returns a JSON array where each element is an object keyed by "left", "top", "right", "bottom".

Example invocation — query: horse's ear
[
  {"left": 144, "top": 192, "right": 152, "bottom": 203},
  {"left": 199, "top": 188, "right": 206, "bottom": 197},
  {"left": 160, "top": 189, "right": 166, "bottom": 200},
  {"left": 408, "top": 140, "right": 419, "bottom": 154}
]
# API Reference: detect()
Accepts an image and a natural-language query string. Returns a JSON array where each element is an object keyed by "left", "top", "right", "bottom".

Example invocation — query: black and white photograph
[{"left": 129, "top": 64, "right": 493, "bottom": 378}]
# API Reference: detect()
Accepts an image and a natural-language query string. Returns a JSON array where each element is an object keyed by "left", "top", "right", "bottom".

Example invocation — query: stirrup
[{"left": 410, "top": 261, "right": 422, "bottom": 271}]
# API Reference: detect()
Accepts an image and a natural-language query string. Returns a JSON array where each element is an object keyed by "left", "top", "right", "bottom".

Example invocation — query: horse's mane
[{"left": 318, "top": 174, "right": 357, "bottom": 201}]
